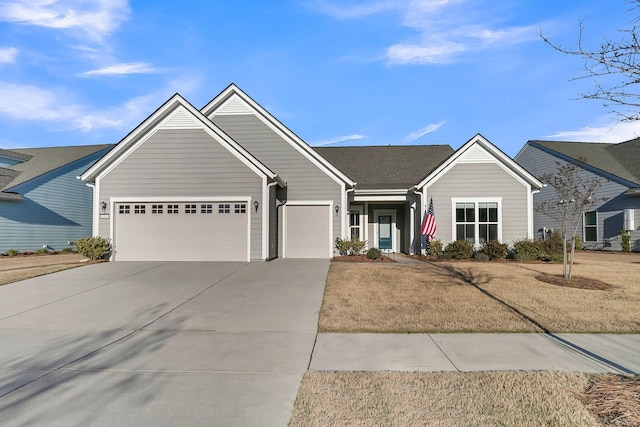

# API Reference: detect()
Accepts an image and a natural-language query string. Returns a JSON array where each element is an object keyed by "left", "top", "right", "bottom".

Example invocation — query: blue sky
[{"left": 1, "top": 0, "right": 640, "bottom": 156}]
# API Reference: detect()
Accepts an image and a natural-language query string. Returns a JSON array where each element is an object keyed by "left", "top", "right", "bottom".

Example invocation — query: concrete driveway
[{"left": 0, "top": 259, "right": 329, "bottom": 426}]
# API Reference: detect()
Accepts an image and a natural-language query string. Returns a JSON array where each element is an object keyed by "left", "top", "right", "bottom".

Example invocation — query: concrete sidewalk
[{"left": 310, "top": 333, "right": 640, "bottom": 374}]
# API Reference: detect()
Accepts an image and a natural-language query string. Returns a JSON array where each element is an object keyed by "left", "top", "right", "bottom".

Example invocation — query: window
[
  {"left": 350, "top": 208, "right": 362, "bottom": 240},
  {"left": 167, "top": 204, "right": 179, "bottom": 214},
  {"left": 152, "top": 204, "right": 163, "bottom": 214},
  {"left": 185, "top": 204, "right": 197, "bottom": 214},
  {"left": 455, "top": 200, "right": 500, "bottom": 245},
  {"left": 119, "top": 205, "right": 130, "bottom": 214},
  {"left": 218, "top": 204, "right": 230, "bottom": 214},
  {"left": 234, "top": 203, "right": 246, "bottom": 214},
  {"left": 584, "top": 211, "right": 597, "bottom": 241},
  {"left": 201, "top": 204, "right": 213, "bottom": 214},
  {"left": 134, "top": 205, "right": 145, "bottom": 214}
]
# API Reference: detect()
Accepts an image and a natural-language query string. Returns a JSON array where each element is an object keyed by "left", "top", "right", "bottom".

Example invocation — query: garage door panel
[
  {"left": 286, "top": 205, "right": 330, "bottom": 258},
  {"left": 114, "top": 202, "right": 248, "bottom": 261}
]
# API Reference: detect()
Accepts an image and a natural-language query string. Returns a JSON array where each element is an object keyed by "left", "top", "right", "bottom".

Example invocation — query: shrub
[
  {"left": 621, "top": 229, "right": 631, "bottom": 252},
  {"left": 350, "top": 239, "right": 366, "bottom": 255},
  {"left": 541, "top": 232, "right": 564, "bottom": 262},
  {"left": 75, "top": 236, "right": 111, "bottom": 260},
  {"left": 335, "top": 237, "right": 351, "bottom": 256},
  {"left": 4, "top": 249, "right": 19, "bottom": 257},
  {"left": 62, "top": 247, "right": 74, "bottom": 253},
  {"left": 366, "top": 247, "right": 381, "bottom": 260},
  {"left": 479, "top": 240, "right": 508, "bottom": 260},
  {"left": 443, "top": 240, "right": 474, "bottom": 259},
  {"left": 427, "top": 239, "right": 443, "bottom": 258},
  {"left": 573, "top": 235, "right": 582, "bottom": 251},
  {"left": 34, "top": 248, "right": 49, "bottom": 255},
  {"left": 512, "top": 239, "right": 543, "bottom": 262},
  {"left": 474, "top": 252, "right": 489, "bottom": 262}
]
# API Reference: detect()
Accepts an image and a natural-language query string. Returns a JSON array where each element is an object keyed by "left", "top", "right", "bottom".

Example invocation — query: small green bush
[
  {"left": 479, "top": 240, "right": 508, "bottom": 260},
  {"left": 4, "top": 249, "right": 19, "bottom": 257},
  {"left": 444, "top": 240, "right": 474, "bottom": 259},
  {"left": 75, "top": 236, "right": 111, "bottom": 260},
  {"left": 427, "top": 239, "right": 443, "bottom": 258},
  {"left": 350, "top": 239, "right": 366, "bottom": 255},
  {"left": 541, "top": 232, "right": 564, "bottom": 262},
  {"left": 34, "top": 248, "right": 49, "bottom": 255},
  {"left": 335, "top": 237, "right": 351, "bottom": 256},
  {"left": 474, "top": 252, "right": 489, "bottom": 262},
  {"left": 512, "top": 239, "right": 543, "bottom": 262},
  {"left": 621, "top": 229, "right": 631, "bottom": 253},
  {"left": 366, "top": 247, "right": 381, "bottom": 260},
  {"left": 335, "top": 238, "right": 367, "bottom": 256},
  {"left": 62, "top": 247, "right": 74, "bottom": 253}
]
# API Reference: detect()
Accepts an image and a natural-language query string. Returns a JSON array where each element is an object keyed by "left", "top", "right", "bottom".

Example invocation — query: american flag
[{"left": 421, "top": 198, "right": 436, "bottom": 239}]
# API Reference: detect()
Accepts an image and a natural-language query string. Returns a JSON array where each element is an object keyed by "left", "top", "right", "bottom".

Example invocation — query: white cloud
[
  {"left": 0, "top": 83, "right": 81, "bottom": 122},
  {"left": 83, "top": 62, "right": 159, "bottom": 76},
  {"left": 387, "top": 41, "right": 464, "bottom": 64},
  {"left": 312, "top": 134, "right": 366, "bottom": 146},
  {"left": 405, "top": 121, "right": 445, "bottom": 142},
  {"left": 0, "top": 47, "right": 18, "bottom": 63},
  {"left": 0, "top": 0, "right": 130, "bottom": 41},
  {"left": 547, "top": 119, "right": 640, "bottom": 143}
]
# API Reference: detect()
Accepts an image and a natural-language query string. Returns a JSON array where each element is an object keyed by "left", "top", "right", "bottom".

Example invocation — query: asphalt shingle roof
[
  {"left": 1, "top": 144, "right": 113, "bottom": 194},
  {"left": 314, "top": 145, "right": 455, "bottom": 189},
  {"left": 530, "top": 139, "right": 640, "bottom": 186}
]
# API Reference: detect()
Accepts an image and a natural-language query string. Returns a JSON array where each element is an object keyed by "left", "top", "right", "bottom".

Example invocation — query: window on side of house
[
  {"left": 478, "top": 202, "right": 499, "bottom": 243},
  {"left": 455, "top": 202, "right": 475, "bottom": 243},
  {"left": 584, "top": 211, "right": 597, "bottom": 241},
  {"left": 350, "top": 208, "right": 362, "bottom": 240}
]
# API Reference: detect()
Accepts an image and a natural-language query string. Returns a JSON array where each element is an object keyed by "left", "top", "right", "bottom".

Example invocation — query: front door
[{"left": 378, "top": 214, "right": 392, "bottom": 250}]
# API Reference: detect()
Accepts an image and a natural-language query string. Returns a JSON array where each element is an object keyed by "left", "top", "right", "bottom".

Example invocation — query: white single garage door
[
  {"left": 285, "top": 204, "right": 331, "bottom": 258},
  {"left": 114, "top": 202, "right": 248, "bottom": 261}
]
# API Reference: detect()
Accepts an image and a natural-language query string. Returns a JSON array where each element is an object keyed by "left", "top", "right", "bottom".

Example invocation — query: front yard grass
[
  {"left": 0, "top": 253, "right": 85, "bottom": 286},
  {"left": 291, "top": 371, "right": 600, "bottom": 427},
  {"left": 319, "top": 251, "right": 640, "bottom": 333}
]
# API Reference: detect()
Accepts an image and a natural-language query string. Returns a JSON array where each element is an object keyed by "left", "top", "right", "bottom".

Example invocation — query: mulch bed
[
  {"left": 536, "top": 274, "right": 610, "bottom": 290},
  {"left": 331, "top": 255, "right": 395, "bottom": 263},
  {"left": 579, "top": 375, "right": 640, "bottom": 426}
]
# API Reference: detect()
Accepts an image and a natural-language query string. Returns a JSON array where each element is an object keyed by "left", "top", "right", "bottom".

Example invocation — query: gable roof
[
  {"left": 527, "top": 139, "right": 640, "bottom": 186},
  {"left": 80, "top": 93, "right": 284, "bottom": 186},
  {"left": 315, "top": 145, "right": 454, "bottom": 189},
  {"left": 1, "top": 144, "right": 112, "bottom": 199},
  {"left": 418, "top": 134, "right": 544, "bottom": 189},
  {"left": 202, "top": 83, "right": 355, "bottom": 187}
]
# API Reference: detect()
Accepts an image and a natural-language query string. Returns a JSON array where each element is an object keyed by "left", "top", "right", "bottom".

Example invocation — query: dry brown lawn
[
  {"left": 319, "top": 251, "right": 640, "bottom": 333},
  {"left": 0, "top": 253, "right": 85, "bottom": 286},
  {"left": 290, "top": 371, "right": 600, "bottom": 426}
]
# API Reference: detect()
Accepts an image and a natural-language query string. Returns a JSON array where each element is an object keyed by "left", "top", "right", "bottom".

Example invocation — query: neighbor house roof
[
  {"left": 528, "top": 139, "right": 640, "bottom": 186},
  {"left": 0, "top": 144, "right": 112, "bottom": 198},
  {"left": 314, "top": 145, "right": 455, "bottom": 189}
]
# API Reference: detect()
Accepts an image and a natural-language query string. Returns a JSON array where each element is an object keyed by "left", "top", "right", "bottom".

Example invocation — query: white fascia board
[
  {"left": 353, "top": 195, "right": 408, "bottom": 202},
  {"left": 417, "top": 134, "right": 543, "bottom": 190},
  {"left": 203, "top": 84, "right": 356, "bottom": 187}
]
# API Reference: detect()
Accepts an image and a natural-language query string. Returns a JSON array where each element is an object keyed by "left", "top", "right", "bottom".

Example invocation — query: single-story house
[
  {"left": 80, "top": 84, "right": 543, "bottom": 261},
  {"left": 516, "top": 139, "right": 640, "bottom": 251},
  {"left": 0, "top": 144, "right": 112, "bottom": 253}
]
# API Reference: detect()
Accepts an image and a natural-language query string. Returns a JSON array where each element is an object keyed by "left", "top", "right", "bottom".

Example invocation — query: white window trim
[
  {"left": 451, "top": 197, "right": 502, "bottom": 247},
  {"left": 583, "top": 210, "right": 598, "bottom": 242},
  {"left": 373, "top": 209, "right": 397, "bottom": 253},
  {"left": 349, "top": 205, "right": 364, "bottom": 241}
]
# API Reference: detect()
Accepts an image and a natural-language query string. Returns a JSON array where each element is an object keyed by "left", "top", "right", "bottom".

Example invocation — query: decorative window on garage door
[
  {"left": 167, "top": 204, "right": 179, "bottom": 214},
  {"left": 234, "top": 204, "right": 246, "bottom": 214},
  {"left": 185, "top": 204, "right": 197, "bottom": 214},
  {"left": 134, "top": 205, "right": 145, "bottom": 214},
  {"left": 201, "top": 204, "right": 213, "bottom": 214},
  {"left": 119, "top": 205, "right": 130, "bottom": 214},
  {"left": 152, "top": 204, "right": 163, "bottom": 214},
  {"left": 218, "top": 204, "right": 230, "bottom": 214}
]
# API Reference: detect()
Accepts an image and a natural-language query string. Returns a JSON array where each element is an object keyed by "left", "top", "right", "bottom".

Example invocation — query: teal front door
[{"left": 378, "top": 215, "right": 392, "bottom": 250}]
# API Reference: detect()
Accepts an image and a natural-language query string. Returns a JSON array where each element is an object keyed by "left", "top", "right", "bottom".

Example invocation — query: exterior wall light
[
  {"left": 335, "top": 205, "right": 339, "bottom": 215},
  {"left": 101, "top": 201, "right": 107, "bottom": 214},
  {"left": 254, "top": 200, "right": 259, "bottom": 212}
]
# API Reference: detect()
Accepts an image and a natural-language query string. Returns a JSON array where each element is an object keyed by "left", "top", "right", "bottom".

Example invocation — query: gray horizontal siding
[
  {"left": 516, "top": 144, "right": 640, "bottom": 249},
  {"left": 0, "top": 151, "right": 107, "bottom": 252},
  {"left": 98, "top": 129, "right": 264, "bottom": 260},
  {"left": 426, "top": 162, "right": 529, "bottom": 246},
  {"left": 211, "top": 114, "right": 343, "bottom": 241}
]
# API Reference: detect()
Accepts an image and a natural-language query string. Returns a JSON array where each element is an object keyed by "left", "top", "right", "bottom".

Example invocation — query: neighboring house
[
  {"left": 80, "top": 84, "right": 543, "bottom": 261},
  {"left": 0, "top": 145, "right": 113, "bottom": 253},
  {"left": 516, "top": 139, "right": 640, "bottom": 251}
]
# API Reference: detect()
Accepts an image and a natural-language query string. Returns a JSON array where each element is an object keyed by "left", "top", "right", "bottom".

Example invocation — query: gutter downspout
[
  {"left": 266, "top": 181, "right": 279, "bottom": 260},
  {"left": 84, "top": 181, "right": 98, "bottom": 237},
  {"left": 412, "top": 187, "right": 422, "bottom": 255}
]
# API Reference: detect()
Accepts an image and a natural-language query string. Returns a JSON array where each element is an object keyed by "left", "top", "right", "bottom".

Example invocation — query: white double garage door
[{"left": 113, "top": 201, "right": 331, "bottom": 261}]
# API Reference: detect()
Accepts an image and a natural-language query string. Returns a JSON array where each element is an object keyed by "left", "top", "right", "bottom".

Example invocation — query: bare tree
[
  {"left": 541, "top": 1, "right": 640, "bottom": 121},
  {"left": 535, "top": 160, "right": 606, "bottom": 279}
]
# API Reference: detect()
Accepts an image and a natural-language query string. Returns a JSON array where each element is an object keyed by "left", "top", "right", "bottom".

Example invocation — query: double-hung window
[
  {"left": 349, "top": 207, "right": 362, "bottom": 240},
  {"left": 583, "top": 211, "right": 597, "bottom": 241},
  {"left": 453, "top": 199, "right": 501, "bottom": 245}
]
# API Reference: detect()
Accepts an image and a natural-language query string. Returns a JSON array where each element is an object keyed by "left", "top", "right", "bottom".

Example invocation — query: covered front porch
[{"left": 347, "top": 189, "right": 422, "bottom": 254}]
